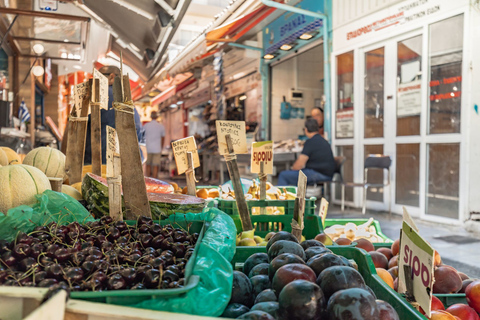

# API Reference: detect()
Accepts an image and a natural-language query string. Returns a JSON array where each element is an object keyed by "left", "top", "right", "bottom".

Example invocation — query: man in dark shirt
[{"left": 278, "top": 118, "right": 335, "bottom": 186}]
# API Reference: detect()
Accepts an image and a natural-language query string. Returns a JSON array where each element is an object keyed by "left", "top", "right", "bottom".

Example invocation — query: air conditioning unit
[{"left": 290, "top": 89, "right": 303, "bottom": 101}]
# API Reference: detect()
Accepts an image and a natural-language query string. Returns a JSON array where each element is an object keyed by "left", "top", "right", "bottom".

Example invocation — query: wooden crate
[{"left": 0, "top": 287, "right": 66, "bottom": 320}]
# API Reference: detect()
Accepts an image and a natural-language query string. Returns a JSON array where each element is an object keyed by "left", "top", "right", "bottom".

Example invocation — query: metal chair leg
[
  {"left": 341, "top": 184, "right": 345, "bottom": 211},
  {"left": 362, "top": 186, "right": 367, "bottom": 215}
]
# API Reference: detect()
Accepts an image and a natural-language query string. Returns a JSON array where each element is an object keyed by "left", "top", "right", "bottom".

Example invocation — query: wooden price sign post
[
  {"left": 48, "top": 177, "right": 63, "bottom": 192},
  {"left": 398, "top": 216, "right": 435, "bottom": 317},
  {"left": 106, "top": 126, "right": 122, "bottom": 221},
  {"left": 171, "top": 137, "right": 200, "bottom": 196},
  {"left": 216, "top": 120, "right": 252, "bottom": 231},
  {"left": 292, "top": 170, "right": 307, "bottom": 242},
  {"left": 65, "top": 81, "right": 90, "bottom": 184},
  {"left": 111, "top": 58, "right": 151, "bottom": 219},
  {"left": 251, "top": 141, "right": 273, "bottom": 215},
  {"left": 90, "top": 69, "right": 108, "bottom": 176}
]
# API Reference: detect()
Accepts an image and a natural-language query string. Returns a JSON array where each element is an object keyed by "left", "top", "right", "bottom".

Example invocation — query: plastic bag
[
  {"left": 131, "top": 207, "right": 236, "bottom": 316},
  {"left": 0, "top": 190, "right": 94, "bottom": 241}
]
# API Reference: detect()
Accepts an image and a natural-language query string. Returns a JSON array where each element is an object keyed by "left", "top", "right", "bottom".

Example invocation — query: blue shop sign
[{"left": 263, "top": 0, "right": 325, "bottom": 55}]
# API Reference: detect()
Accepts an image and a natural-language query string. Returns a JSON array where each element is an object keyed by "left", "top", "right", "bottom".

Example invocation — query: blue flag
[{"left": 18, "top": 100, "right": 30, "bottom": 123}]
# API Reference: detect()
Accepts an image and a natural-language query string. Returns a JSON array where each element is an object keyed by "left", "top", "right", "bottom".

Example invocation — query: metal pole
[{"left": 0, "top": 15, "right": 18, "bottom": 48}]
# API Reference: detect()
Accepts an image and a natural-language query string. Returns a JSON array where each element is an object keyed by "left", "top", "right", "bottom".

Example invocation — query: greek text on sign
[
  {"left": 251, "top": 141, "right": 273, "bottom": 174},
  {"left": 398, "top": 221, "right": 434, "bottom": 317},
  {"left": 93, "top": 69, "right": 109, "bottom": 110},
  {"left": 216, "top": 120, "right": 248, "bottom": 155},
  {"left": 106, "top": 126, "right": 120, "bottom": 178},
  {"left": 74, "top": 82, "right": 89, "bottom": 114},
  {"left": 171, "top": 136, "right": 200, "bottom": 175}
]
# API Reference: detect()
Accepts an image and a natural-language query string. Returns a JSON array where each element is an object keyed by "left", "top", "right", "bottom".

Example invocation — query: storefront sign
[
  {"left": 335, "top": 109, "right": 354, "bottom": 138},
  {"left": 225, "top": 73, "right": 259, "bottom": 99},
  {"left": 263, "top": 0, "right": 325, "bottom": 55},
  {"left": 171, "top": 136, "right": 200, "bottom": 175},
  {"left": 398, "top": 221, "right": 435, "bottom": 317},
  {"left": 397, "top": 80, "right": 421, "bottom": 117},
  {"left": 334, "top": 0, "right": 466, "bottom": 51},
  {"left": 251, "top": 141, "right": 273, "bottom": 174},
  {"left": 216, "top": 120, "right": 248, "bottom": 155}
]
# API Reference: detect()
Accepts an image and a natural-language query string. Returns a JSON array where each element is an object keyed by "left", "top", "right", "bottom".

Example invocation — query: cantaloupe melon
[
  {"left": 61, "top": 184, "right": 83, "bottom": 200},
  {"left": 23, "top": 147, "right": 66, "bottom": 180},
  {"left": 0, "top": 164, "right": 51, "bottom": 214},
  {"left": 0, "top": 149, "right": 7, "bottom": 166},
  {"left": 0, "top": 147, "right": 21, "bottom": 165}
]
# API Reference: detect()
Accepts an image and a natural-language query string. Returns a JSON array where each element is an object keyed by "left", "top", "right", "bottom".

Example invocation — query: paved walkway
[{"left": 328, "top": 205, "right": 480, "bottom": 279}]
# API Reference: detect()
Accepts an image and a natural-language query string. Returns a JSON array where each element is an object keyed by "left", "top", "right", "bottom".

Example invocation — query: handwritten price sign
[
  {"left": 74, "top": 82, "right": 89, "bottom": 114},
  {"left": 216, "top": 120, "right": 248, "bottom": 155},
  {"left": 398, "top": 221, "right": 435, "bottom": 317},
  {"left": 93, "top": 69, "right": 109, "bottom": 109},
  {"left": 171, "top": 136, "right": 200, "bottom": 175},
  {"left": 251, "top": 141, "right": 273, "bottom": 174}
]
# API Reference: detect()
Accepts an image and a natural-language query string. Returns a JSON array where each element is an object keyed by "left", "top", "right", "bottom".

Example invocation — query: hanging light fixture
[
  {"left": 280, "top": 42, "right": 297, "bottom": 51},
  {"left": 298, "top": 31, "right": 319, "bottom": 40},
  {"left": 32, "top": 43, "right": 44, "bottom": 54},
  {"left": 32, "top": 65, "right": 44, "bottom": 77},
  {"left": 263, "top": 53, "right": 278, "bottom": 60}
]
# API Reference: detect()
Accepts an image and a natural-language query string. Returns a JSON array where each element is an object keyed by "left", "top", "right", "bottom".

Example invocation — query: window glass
[
  {"left": 429, "top": 15, "right": 463, "bottom": 134},
  {"left": 336, "top": 52, "right": 354, "bottom": 139},
  {"left": 396, "top": 144, "right": 420, "bottom": 207},
  {"left": 364, "top": 47, "right": 384, "bottom": 138},
  {"left": 335, "top": 146, "right": 354, "bottom": 202},
  {"left": 397, "top": 36, "right": 422, "bottom": 136},
  {"left": 427, "top": 143, "right": 459, "bottom": 219},
  {"left": 364, "top": 145, "right": 384, "bottom": 201}
]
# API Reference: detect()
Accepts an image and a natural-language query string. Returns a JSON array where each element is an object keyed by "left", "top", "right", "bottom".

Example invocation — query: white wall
[{"left": 332, "top": 0, "right": 404, "bottom": 29}]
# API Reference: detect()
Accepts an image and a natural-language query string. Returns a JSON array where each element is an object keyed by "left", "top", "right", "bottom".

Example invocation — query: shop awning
[
  {"left": 150, "top": 86, "right": 175, "bottom": 106},
  {"left": 205, "top": 5, "right": 276, "bottom": 44}
]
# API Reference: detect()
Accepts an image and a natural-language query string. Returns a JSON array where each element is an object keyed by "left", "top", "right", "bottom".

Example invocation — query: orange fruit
[{"left": 376, "top": 268, "right": 394, "bottom": 289}]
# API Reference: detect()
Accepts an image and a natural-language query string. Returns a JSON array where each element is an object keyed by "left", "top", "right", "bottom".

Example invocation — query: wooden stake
[
  {"left": 113, "top": 74, "right": 151, "bottom": 219},
  {"left": 65, "top": 85, "right": 90, "bottom": 184},
  {"left": 48, "top": 177, "right": 63, "bottom": 192},
  {"left": 186, "top": 152, "right": 196, "bottom": 196},
  {"left": 90, "top": 78, "right": 102, "bottom": 176},
  {"left": 107, "top": 126, "right": 122, "bottom": 221},
  {"left": 224, "top": 134, "right": 253, "bottom": 231},
  {"left": 259, "top": 161, "right": 267, "bottom": 215},
  {"left": 292, "top": 170, "right": 307, "bottom": 242}
]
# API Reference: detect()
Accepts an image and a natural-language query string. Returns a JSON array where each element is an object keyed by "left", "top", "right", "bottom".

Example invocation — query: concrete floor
[{"left": 328, "top": 205, "right": 480, "bottom": 279}]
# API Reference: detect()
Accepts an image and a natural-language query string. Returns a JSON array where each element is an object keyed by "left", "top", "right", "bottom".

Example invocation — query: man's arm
[
  {"left": 161, "top": 137, "right": 165, "bottom": 150},
  {"left": 291, "top": 154, "right": 309, "bottom": 170}
]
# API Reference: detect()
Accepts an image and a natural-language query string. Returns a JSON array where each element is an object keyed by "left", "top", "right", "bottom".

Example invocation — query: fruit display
[
  {"left": 324, "top": 218, "right": 389, "bottom": 243},
  {"left": 222, "top": 230, "right": 400, "bottom": 319},
  {"left": 178, "top": 186, "right": 220, "bottom": 199},
  {"left": 82, "top": 173, "right": 205, "bottom": 219},
  {"left": 0, "top": 216, "right": 199, "bottom": 292},
  {"left": 23, "top": 146, "right": 66, "bottom": 180},
  {"left": 0, "top": 164, "right": 52, "bottom": 214},
  {"left": 236, "top": 230, "right": 305, "bottom": 247}
]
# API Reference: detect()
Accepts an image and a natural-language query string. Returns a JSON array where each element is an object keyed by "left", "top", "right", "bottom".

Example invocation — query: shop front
[{"left": 331, "top": 0, "right": 480, "bottom": 223}]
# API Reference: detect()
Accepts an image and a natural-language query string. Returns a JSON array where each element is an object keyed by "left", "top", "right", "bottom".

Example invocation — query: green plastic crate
[
  {"left": 232, "top": 214, "right": 324, "bottom": 258},
  {"left": 324, "top": 218, "right": 394, "bottom": 247},
  {"left": 218, "top": 197, "right": 316, "bottom": 216},
  {"left": 231, "top": 246, "right": 427, "bottom": 320},
  {"left": 434, "top": 294, "right": 467, "bottom": 308},
  {"left": 70, "top": 216, "right": 206, "bottom": 305}
]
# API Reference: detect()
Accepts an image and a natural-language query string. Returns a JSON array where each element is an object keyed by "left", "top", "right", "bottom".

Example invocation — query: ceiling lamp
[
  {"left": 263, "top": 53, "right": 277, "bottom": 60},
  {"left": 298, "top": 31, "right": 319, "bottom": 40},
  {"left": 280, "top": 42, "right": 296, "bottom": 51},
  {"left": 239, "top": 95, "right": 247, "bottom": 101},
  {"left": 32, "top": 43, "right": 44, "bottom": 55},
  {"left": 32, "top": 66, "right": 44, "bottom": 77}
]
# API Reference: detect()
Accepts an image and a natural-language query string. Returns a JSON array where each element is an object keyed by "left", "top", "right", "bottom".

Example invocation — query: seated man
[{"left": 278, "top": 118, "right": 335, "bottom": 186}]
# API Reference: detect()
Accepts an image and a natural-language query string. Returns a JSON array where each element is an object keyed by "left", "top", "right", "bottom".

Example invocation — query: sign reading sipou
[
  {"left": 251, "top": 141, "right": 273, "bottom": 174},
  {"left": 216, "top": 120, "right": 248, "bottom": 155}
]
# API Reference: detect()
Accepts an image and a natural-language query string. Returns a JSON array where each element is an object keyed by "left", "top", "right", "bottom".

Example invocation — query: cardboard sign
[
  {"left": 74, "top": 82, "right": 89, "bottom": 115},
  {"left": 251, "top": 141, "right": 273, "bottom": 174},
  {"left": 171, "top": 136, "right": 200, "bottom": 175},
  {"left": 398, "top": 221, "right": 435, "bottom": 317},
  {"left": 403, "top": 207, "right": 419, "bottom": 233},
  {"left": 319, "top": 198, "right": 329, "bottom": 228},
  {"left": 93, "top": 69, "right": 109, "bottom": 109},
  {"left": 106, "top": 126, "right": 120, "bottom": 177},
  {"left": 216, "top": 120, "right": 248, "bottom": 155}
]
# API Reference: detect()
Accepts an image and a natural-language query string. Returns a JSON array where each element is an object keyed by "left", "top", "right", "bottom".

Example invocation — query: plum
[
  {"left": 272, "top": 263, "right": 316, "bottom": 296},
  {"left": 250, "top": 275, "right": 271, "bottom": 297},
  {"left": 376, "top": 300, "right": 400, "bottom": 320},
  {"left": 278, "top": 279, "right": 326, "bottom": 320},
  {"left": 268, "top": 253, "right": 305, "bottom": 280},
  {"left": 316, "top": 266, "right": 366, "bottom": 300},
  {"left": 243, "top": 253, "right": 269, "bottom": 277},
  {"left": 307, "top": 253, "right": 346, "bottom": 276},
  {"left": 300, "top": 240, "right": 325, "bottom": 251},
  {"left": 266, "top": 231, "right": 299, "bottom": 252},
  {"left": 251, "top": 302, "right": 279, "bottom": 318},
  {"left": 327, "top": 288, "right": 379, "bottom": 320},
  {"left": 255, "top": 289, "right": 277, "bottom": 304},
  {"left": 249, "top": 263, "right": 269, "bottom": 278},
  {"left": 305, "top": 247, "right": 332, "bottom": 261},
  {"left": 231, "top": 271, "right": 254, "bottom": 307},
  {"left": 267, "top": 240, "right": 305, "bottom": 262},
  {"left": 237, "top": 310, "right": 276, "bottom": 320},
  {"left": 221, "top": 303, "right": 249, "bottom": 318}
]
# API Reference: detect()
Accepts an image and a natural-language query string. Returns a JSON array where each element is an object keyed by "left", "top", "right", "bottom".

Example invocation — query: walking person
[{"left": 144, "top": 110, "right": 165, "bottom": 178}]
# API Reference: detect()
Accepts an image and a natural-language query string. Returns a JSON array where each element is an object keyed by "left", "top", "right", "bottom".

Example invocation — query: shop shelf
[
  {"left": 70, "top": 216, "right": 206, "bottom": 305},
  {"left": 230, "top": 246, "right": 427, "bottom": 320}
]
